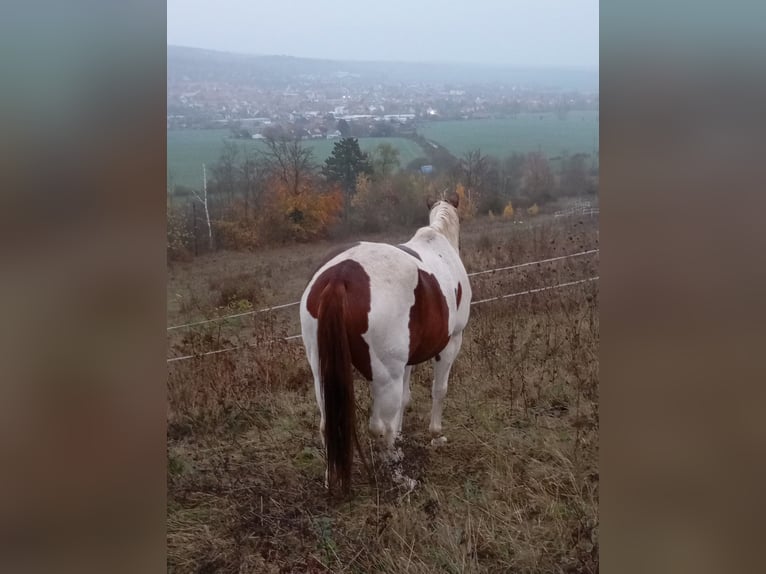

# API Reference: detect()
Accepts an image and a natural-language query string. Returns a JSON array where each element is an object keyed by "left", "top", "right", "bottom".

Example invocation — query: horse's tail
[{"left": 317, "top": 281, "right": 356, "bottom": 494}]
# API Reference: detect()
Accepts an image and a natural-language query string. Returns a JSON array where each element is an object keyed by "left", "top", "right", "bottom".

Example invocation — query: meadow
[
  {"left": 167, "top": 209, "right": 599, "bottom": 573},
  {"left": 419, "top": 111, "right": 599, "bottom": 161},
  {"left": 167, "top": 111, "right": 599, "bottom": 191},
  {"left": 167, "top": 132, "right": 423, "bottom": 190}
]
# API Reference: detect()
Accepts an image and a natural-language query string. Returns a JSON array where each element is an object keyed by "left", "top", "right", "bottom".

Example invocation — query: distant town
[{"left": 167, "top": 46, "right": 599, "bottom": 140}]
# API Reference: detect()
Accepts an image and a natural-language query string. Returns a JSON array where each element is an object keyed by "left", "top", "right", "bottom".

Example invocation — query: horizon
[
  {"left": 167, "top": 0, "right": 598, "bottom": 69},
  {"left": 168, "top": 44, "right": 599, "bottom": 72}
]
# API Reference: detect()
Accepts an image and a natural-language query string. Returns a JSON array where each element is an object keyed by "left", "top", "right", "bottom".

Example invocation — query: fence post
[{"left": 192, "top": 201, "right": 198, "bottom": 256}]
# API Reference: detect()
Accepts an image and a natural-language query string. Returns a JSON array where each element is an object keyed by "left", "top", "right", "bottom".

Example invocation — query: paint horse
[{"left": 299, "top": 197, "right": 472, "bottom": 494}]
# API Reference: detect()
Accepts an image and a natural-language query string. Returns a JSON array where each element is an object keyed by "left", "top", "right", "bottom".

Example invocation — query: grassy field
[
  {"left": 167, "top": 210, "right": 599, "bottom": 573},
  {"left": 167, "top": 132, "right": 423, "bottom": 190},
  {"left": 168, "top": 111, "right": 598, "bottom": 191},
  {"left": 420, "top": 111, "right": 599, "bottom": 161}
]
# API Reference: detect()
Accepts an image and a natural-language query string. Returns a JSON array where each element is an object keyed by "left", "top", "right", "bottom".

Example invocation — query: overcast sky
[{"left": 167, "top": 0, "right": 598, "bottom": 68}]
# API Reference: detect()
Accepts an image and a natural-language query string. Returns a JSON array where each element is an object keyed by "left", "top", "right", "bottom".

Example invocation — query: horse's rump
[
  {"left": 306, "top": 241, "right": 459, "bottom": 369},
  {"left": 306, "top": 258, "right": 373, "bottom": 380}
]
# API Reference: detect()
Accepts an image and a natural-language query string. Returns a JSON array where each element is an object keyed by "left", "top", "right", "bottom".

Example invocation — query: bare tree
[
  {"left": 461, "top": 149, "right": 488, "bottom": 204},
  {"left": 190, "top": 163, "right": 213, "bottom": 250},
  {"left": 560, "top": 153, "right": 589, "bottom": 197},
  {"left": 239, "top": 146, "right": 264, "bottom": 219},
  {"left": 521, "top": 151, "right": 555, "bottom": 204},
  {"left": 501, "top": 153, "right": 525, "bottom": 199},
  {"left": 211, "top": 140, "right": 239, "bottom": 208},
  {"left": 370, "top": 143, "right": 400, "bottom": 181},
  {"left": 261, "top": 135, "right": 316, "bottom": 195},
  {"left": 477, "top": 155, "right": 502, "bottom": 213}
]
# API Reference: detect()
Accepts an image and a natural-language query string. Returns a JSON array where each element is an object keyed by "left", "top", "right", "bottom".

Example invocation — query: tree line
[{"left": 167, "top": 135, "right": 598, "bottom": 261}]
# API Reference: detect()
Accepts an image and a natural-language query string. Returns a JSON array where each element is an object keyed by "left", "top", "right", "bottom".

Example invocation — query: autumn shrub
[
  {"left": 167, "top": 203, "right": 193, "bottom": 262},
  {"left": 209, "top": 272, "right": 262, "bottom": 308},
  {"left": 213, "top": 217, "right": 260, "bottom": 251},
  {"left": 455, "top": 183, "right": 477, "bottom": 220},
  {"left": 502, "top": 201, "right": 514, "bottom": 219},
  {"left": 260, "top": 177, "right": 344, "bottom": 243},
  {"left": 521, "top": 151, "right": 556, "bottom": 205},
  {"left": 392, "top": 174, "right": 429, "bottom": 227},
  {"left": 348, "top": 173, "right": 427, "bottom": 233},
  {"left": 349, "top": 174, "right": 385, "bottom": 232}
]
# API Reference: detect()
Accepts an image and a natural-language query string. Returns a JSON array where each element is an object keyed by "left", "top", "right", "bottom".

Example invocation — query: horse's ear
[
  {"left": 447, "top": 193, "right": 460, "bottom": 209},
  {"left": 426, "top": 196, "right": 436, "bottom": 210}
]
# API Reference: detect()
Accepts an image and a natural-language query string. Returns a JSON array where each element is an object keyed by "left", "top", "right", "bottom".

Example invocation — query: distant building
[
  {"left": 338, "top": 114, "right": 375, "bottom": 121},
  {"left": 383, "top": 113, "right": 415, "bottom": 123},
  {"left": 420, "top": 165, "right": 434, "bottom": 174}
]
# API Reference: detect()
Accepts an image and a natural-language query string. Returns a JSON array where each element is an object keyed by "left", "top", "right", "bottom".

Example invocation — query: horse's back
[
  {"left": 303, "top": 241, "right": 419, "bottom": 299},
  {"left": 301, "top": 235, "right": 470, "bottom": 369}
]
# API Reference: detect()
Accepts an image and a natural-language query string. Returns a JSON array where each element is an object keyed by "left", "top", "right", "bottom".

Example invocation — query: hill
[{"left": 168, "top": 45, "right": 599, "bottom": 91}]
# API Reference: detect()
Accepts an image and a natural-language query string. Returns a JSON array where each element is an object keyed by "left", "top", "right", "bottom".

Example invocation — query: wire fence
[
  {"left": 466, "top": 249, "right": 598, "bottom": 278},
  {"left": 554, "top": 205, "right": 600, "bottom": 218},
  {"left": 167, "top": 274, "right": 599, "bottom": 364},
  {"left": 167, "top": 301, "right": 300, "bottom": 331},
  {"left": 167, "top": 248, "right": 599, "bottom": 331}
]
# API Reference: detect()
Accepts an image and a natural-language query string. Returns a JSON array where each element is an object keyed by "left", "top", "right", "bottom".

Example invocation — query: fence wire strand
[
  {"left": 167, "top": 248, "right": 599, "bottom": 331},
  {"left": 167, "top": 275, "right": 599, "bottom": 364}
]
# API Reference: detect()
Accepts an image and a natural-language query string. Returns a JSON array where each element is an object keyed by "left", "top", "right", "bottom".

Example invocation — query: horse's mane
[{"left": 429, "top": 202, "right": 460, "bottom": 250}]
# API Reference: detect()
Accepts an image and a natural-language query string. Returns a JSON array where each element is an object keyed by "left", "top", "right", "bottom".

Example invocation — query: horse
[{"left": 299, "top": 196, "right": 472, "bottom": 494}]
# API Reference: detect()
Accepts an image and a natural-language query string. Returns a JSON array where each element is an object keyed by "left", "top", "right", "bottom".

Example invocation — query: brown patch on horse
[
  {"left": 396, "top": 244, "right": 422, "bottom": 261},
  {"left": 307, "top": 259, "right": 373, "bottom": 381},
  {"left": 435, "top": 354, "right": 441, "bottom": 361},
  {"left": 407, "top": 269, "right": 450, "bottom": 365},
  {"left": 456, "top": 282, "right": 463, "bottom": 308}
]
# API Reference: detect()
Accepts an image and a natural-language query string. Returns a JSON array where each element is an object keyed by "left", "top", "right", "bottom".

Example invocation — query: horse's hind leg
[
  {"left": 429, "top": 332, "right": 463, "bottom": 445},
  {"left": 305, "top": 344, "right": 328, "bottom": 486},
  {"left": 397, "top": 365, "right": 413, "bottom": 436},
  {"left": 369, "top": 374, "right": 402, "bottom": 458},
  {"left": 306, "top": 348, "right": 325, "bottom": 446},
  {"left": 369, "top": 369, "right": 416, "bottom": 489}
]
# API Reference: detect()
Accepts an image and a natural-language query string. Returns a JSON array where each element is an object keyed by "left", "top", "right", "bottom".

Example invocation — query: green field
[
  {"left": 167, "top": 132, "right": 423, "bottom": 190},
  {"left": 168, "top": 111, "right": 598, "bottom": 190},
  {"left": 420, "top": 110, "right": 599, "bottom": 160}
]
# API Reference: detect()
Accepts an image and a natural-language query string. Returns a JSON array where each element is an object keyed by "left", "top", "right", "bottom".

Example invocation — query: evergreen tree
[{"left": 322, "top": 138, "right": 372, "bottom": 199}]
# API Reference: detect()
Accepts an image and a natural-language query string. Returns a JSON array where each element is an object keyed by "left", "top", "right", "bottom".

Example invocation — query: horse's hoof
[
  {"left": 392, "top": 468, "right": 417, "bottom": 491},
  {"left": 430, "top": 436, "right": 448, "bottom": 447},
  {"left": 381, "top": 447, "right": 403, "bottom": 466},
  {"left": 392, "top": 447, "right": 404, "bottom": 463}
]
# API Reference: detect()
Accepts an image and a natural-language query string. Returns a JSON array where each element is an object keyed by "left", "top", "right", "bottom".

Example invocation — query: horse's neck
[
  {"left": 429, "top": 219, "right": 459, "bottom": 252},
  {"left": 423, "top": 220, "right": 460, "bottom": 253}
]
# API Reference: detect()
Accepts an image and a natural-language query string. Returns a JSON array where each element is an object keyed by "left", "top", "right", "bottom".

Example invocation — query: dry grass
[{"left": 167, "top": 213, "right": 599, "bottom": 573}]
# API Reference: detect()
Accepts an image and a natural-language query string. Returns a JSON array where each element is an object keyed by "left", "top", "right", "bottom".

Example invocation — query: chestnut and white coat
[{"left": 299, "top": 200, "right": 471, "bottom": 493}]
